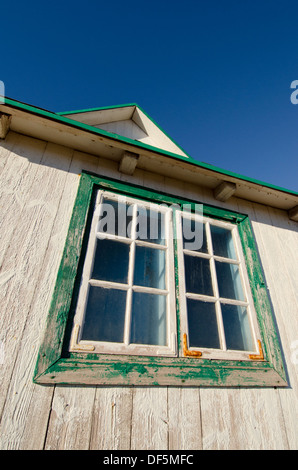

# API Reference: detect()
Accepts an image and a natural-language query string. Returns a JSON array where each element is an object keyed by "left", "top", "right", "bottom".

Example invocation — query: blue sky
[{"left": 1, "top": 0, "right": 298, "bottom": 191}]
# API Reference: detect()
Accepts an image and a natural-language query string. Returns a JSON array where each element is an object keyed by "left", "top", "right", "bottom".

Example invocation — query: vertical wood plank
[
  {"left": 0, "top": 132, "right": 20, "bottom": 177},
  {"left": 120, "top": 167, "right": 144, "bottom": 187},
  {"left": 89, "top": 386, "right": 133, "bottom": 450},
  {"left": 200, "top": 387, "right": 288, "bottom": 449},
  {"left": 167, "top": 387, "right": 202, "bottom": 450},
  {"left": 96, "top": 156, "right": 119, "bottom": 178},
  {"left": 200, "top": 388, "right": 241, "bottom": 450},
  {"left": 238, "top": 388, "right": 289, "bottom": 450},
  {"left": 248, "top": 203, "right": 298, "bottom": 449},
  {"left": 0, "top": 135, "right": 46, "bottom": 269},
  {"left": 0, "top": 141, "right": 75, "bottom": 449},
  {"left": 130, "top": 387, "right": 168, "bottom": 450},
  {"left": 0, "top": 136, "right": 48, "bottom": 422},
  {"left": 17, "top": 150, "right": 101, "bottom": 449},
  {"left": 164, "top": 176, "right": 185, "bottom": 200},
  {"left": 198, "top": 197, "right": 290, "bottom": 450},
  {"left": 236, "top": 199, "right": 294, "bottom": 449},
  {"left": 143, "top": 171, "right": 165, "bottom": 194},
  {"left": 44, "top": 385, "right": 96, "bottom": 450}
]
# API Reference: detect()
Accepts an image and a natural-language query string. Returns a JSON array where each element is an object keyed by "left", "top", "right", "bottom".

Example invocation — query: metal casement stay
[
  {"left": 249, "top": 340, "right": 264, "bottom": 361},
  {"left": 183, "top": 332, "right": 265, "bottom": 360},
  {"left": 183, "top": 333, "right": 202, "bottom": 357}
]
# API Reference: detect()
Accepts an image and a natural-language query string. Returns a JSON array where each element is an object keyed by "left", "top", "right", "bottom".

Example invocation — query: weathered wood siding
[{"left": 0, "top": 132, "right": 297, "bottom": 450}]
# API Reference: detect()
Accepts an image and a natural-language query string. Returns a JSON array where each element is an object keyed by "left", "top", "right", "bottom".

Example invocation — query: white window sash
[
  {"left": 176, "top": 210, "right": 261, "bottom": 361},
  {"left": 70, "top": 190, "right": 177, "bottom": 357}
]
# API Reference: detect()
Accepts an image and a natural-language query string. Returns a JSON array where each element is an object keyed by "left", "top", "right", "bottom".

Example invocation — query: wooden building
[{"left": 0, "top": 97, "right": 297, "bottom": 450}]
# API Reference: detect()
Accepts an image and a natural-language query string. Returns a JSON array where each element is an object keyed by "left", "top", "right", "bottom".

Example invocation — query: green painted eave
[
  {"left": 3, "top": 96, "right": 192, "bottom": 160},
  {"left": 56, "top": 102, "right": 139, "bottom": 116},
  {"left": 1, "top": 96, "right": 298, "bottom": 198}
]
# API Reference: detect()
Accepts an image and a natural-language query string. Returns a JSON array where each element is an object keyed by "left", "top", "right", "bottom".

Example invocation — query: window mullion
[
  {"left": 89, "top": 279, "right": 130, "bottom": 290},
  {"left": 123, "top": 204, "right": 137, "bottom": 346},
  {"left": 182, "top": 249, "right": 211, "bottom": 259},
  {"left": 135, "top": 239, "right": 167, "bottom": 250},
  {"left": 207, "top": 222, "right": 227, "bottom": 351}
]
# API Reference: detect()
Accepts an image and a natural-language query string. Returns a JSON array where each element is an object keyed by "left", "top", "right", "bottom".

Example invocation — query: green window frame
[{"left": 34, "top": 171, "right": 287, "bottom": 387}]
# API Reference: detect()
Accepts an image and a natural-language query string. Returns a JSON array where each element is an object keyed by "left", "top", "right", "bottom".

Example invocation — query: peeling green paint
[
  {"left": 237, "top": 217, "right": 286, "bottom": 383},
  {"left": 110, "top": 363, "right": 150, "bottom": 378},
  {"left": 33, "top": 172, "right": 288, "bottom": 388}
]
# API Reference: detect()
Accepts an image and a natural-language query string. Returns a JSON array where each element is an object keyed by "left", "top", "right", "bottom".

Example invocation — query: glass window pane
[
  {"left": 184, "top": 255, "right": 213, "bottom": 296},
  {"left": 182, "top": 218, "right": 208, "bottom": 253},
  {"left": 135, "top": 206, "right": 165, "bottom": 245},
  {"left": 91, "top": 238, "right": 130, "bottom": 284},
  {"left": 81, "top": 286, "right": 126, "bottom": 342},
  {"left": 133, "top": 246, "right": 166, "bottom": 289},
  {"left": 210, "top": 225, "right": 236, "bottom": 259},
  {"left": 98, "top": 199, "right": 133, "bottom": 237},
  {"left": 215, "top": 261, "right": 245, "bottom": 301},
  {"left": 187, "top": 299, "right": 220, "bottom": 349},
  {"left": 221, "top": 304, "right": 254, "bottom": 351},
  {"left": 130, "top": 292, "right": 167, "bottom": 346}
]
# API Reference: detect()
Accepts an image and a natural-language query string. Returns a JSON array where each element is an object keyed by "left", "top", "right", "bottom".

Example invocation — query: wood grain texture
[
  {"left": 0, "top": 131, "right": 19, "bottom": 177},
  {"left": 89, "top": 386, "right": 133, "bottom": 450},
  {"left": 0, "top": 140, "right": 73, "bottom": 449},
  {"left": 130, "top": 387, "right": 168, "bottom": 450},
  {"left": 248, "top": 203, "right": 298, "bottom": 449},
  {"left": 200, "top": 387, "right": 289, "bottom": 450},
  {"left": 44, "top": 385, "right": 96, "bottom": 450},
  {"left": 0, "top": 134, "right": 297, "bottom": 449},
  {"left": 237, "top": 198, "right": 297, "bottom": 449},
  {"left": 0, "top": 134, "right": 48, "bottom": 425},
  {"left": 18, "top": 150, "right": 100, "bottom": 450},
  {"left": 167, "top": 387, "right": 202, "bottom": 450}
]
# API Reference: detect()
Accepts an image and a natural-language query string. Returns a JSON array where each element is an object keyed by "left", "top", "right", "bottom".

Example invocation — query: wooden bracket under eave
[
  {"left": 119, "top": 151, "right": 139, "bottom": 175},
  {"left": 183, "top": 333, "right": 202, "bottom": 357},
  {"left": 288, "top": 205, "right": 298, "bottom": 222},
  {"left": 214, "top": 181, "right": 236, "bottom": 202},
  {"left": 0, "top": 112, "right": 11, "bottom": 139},
  {"left": 249, "top": 340, "right": 264, "bottom": 360}
]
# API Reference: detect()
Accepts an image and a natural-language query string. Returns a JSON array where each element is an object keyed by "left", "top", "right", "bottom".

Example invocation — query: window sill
[
  {"left": 33, "top": 351, "right": 287, "bottom": 387},
  {"left": 34, "top": 171, "right": 288, "bottom": 389}
]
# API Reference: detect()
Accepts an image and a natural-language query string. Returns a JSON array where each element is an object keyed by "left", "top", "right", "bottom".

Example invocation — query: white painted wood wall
[{"left": 0, "top": 132, "right": 297, "bottom": 450}]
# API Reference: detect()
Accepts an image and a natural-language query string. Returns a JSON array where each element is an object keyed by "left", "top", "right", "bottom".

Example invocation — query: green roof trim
[
  {"left": 2, "top": 97, "right": 298, "bottom": 197},
  {"left": 56, "top": 102, "right": 139, "bottom": 116},
  {"left": 56, "top": 102, "right": 192, "bottom": 159},
  {"left": 4, "top": 97, "right": 189, "bottom": 160}
]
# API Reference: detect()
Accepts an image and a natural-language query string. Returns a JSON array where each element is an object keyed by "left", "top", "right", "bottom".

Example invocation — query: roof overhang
[{"left": 0, "top": 97, "right": 297, "bottom": 217}]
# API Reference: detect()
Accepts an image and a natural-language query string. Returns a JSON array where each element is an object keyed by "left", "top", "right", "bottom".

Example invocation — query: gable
[
  {"left": 95, "top": 119, "right": 148, "bottom": 141},
  {"left": 59, "top": 104, "right": 189, "bottom": 158}
]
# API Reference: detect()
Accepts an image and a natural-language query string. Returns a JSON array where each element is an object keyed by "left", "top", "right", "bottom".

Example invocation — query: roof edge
[
  {"left": 1, "top": 96, "right": 297, "bottom": 198},
  {"left": 56, "top": 102, "right": 138, "bottom": 116}
]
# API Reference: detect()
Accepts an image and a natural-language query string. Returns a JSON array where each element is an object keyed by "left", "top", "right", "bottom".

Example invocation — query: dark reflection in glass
[
  {"left": 98, "top": 199, "right": 133, "bottom": 237},
  {"left": 184, "top": 255, "right": 213, "bottom": 296},
  {"left": 135, "top": 207, "right": 165, "bottom": 245},
  {"left": 187, "top": 299, "right": 220, "bottom": 349},
  {"left": 182, "top": 218, "right": 207, "bottom": 253},
  {"left": 81, "top": 286, "right": 126, "bottom": 342},
  {"left": 91, "top": 238, "right": 130, "bottom": 284}
]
